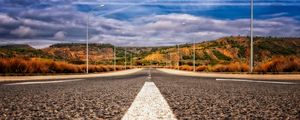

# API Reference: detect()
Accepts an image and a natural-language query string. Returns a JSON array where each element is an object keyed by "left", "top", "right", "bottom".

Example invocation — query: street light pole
[
  {"left": 169, "top": 52, "right": 172, "bottom": 67},
  {"left": 165, "top": 52, "right": 168, "bottom": 68},
  {"left": 86, "top": 4, "right": 105, "bottom": 74},
  {"left": 250, "top": 0, "right": 254, "bottom": 73},
  {"left": 125, "top": 47, "right": 127, "bottom": 70},
  {"left": 177, "top": 44, "right": 180, "bottom": 70},
  {"left": 193, "top": 39, "right": 196, "bottom": 72},
  {"left": 131, "top": 53, "right": 133, "bottom": 68},
  {"left": 114, "top": 45, "right": 116, "bottom": 71},
  {"left": 86, "top": 14, "right": 89, "bottom": 74}
]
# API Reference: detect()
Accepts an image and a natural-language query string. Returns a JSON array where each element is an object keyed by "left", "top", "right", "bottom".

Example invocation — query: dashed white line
[
  {"left": 122, "top": 82, "right": 177, "bottom": 120},
  {"left": 216, "top": 78, "right": 297, "bottom": 85},
  {"left": 5, "top": 79, "right": 85, "bottom": 85}
]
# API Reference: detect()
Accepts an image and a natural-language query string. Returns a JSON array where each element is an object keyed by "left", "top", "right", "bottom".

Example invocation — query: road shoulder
[{"left": 0, "top": 68, "right": 144, "bottom": 82}]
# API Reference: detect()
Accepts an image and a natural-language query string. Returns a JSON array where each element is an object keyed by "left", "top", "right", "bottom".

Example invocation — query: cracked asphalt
[{"left": 0, "top": 68, "right": 299, "bottom": 119}]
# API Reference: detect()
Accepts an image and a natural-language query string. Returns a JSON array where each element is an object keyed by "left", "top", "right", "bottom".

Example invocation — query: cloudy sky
[{"left": 0, "top": 0, "right": 299, "bottom": 48}]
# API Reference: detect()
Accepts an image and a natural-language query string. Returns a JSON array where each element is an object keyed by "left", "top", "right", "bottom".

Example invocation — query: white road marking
[
  {"left": 122, "top": 82, "right": 177, "bottom": 120},
  {"left": 5, "top": 79, "right": 85, "bottom": 85},
  {"left": 216, "top": 78, "right": 297, "bottom": 85}
]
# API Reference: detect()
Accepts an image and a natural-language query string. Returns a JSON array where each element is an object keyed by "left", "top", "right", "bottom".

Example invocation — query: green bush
[{"left": 212, "top": 50, "right": 232, "bottom": 61}]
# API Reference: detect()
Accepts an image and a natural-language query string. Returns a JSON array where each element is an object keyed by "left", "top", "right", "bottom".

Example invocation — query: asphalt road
[
  {"left": 0, "top": 71, "right": 147, "bottom": 119},
  {"left": 0, "top": 69, "right": 299, "bottom": 119}
]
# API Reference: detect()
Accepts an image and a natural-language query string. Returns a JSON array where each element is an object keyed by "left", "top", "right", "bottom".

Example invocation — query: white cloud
[
  {"left": 10, "top": 26, "right": 34, "bottom": 37},
  {"left": 261, "top": 12, "right": 289, "bottom": 18},
  {"left": 54, "top": 31, "right": 66, "bottom": 40},
  {"left": 0, "top": 13, "right": 17, "bottom": 24},
  {"left": 73, "top": 13, "right": 299, "bottom": 47}
]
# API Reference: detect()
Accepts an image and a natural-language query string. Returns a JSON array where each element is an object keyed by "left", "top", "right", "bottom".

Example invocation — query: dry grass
[
  {"left": 196, "top": 66, "right": 208, "bottom": 72},
  {"left": 179, "top": 65, "right": 193, "bottom": 71},
  {"left": 0, "top": 58, "right": 125, "bottom": 75},
  {"left": 170, "top": 56, "right": 300, "bottom": 73},
  {"left": 178, "top": 65, "right": 208, "bottom": 72},
  {"left": 209, "top": 62, "right": 249, "bottom": 72},
  {"left": 255, "top": 56, "right": 300, "bottom": 73}
]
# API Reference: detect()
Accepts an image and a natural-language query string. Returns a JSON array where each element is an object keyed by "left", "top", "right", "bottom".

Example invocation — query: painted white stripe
[
  {"left": 5, "top": 79, "right": 85, "bottom": 85},
  {"left": 122, "top": 82, "right": 177, "bottom": 120},
  {"left": 216, "top": 78, "right": 297, "bottom": 85}
]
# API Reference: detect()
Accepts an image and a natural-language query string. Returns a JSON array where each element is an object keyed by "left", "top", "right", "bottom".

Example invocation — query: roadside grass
[
  {"left": 209, "top": 62, "right": 249, "bottom": 72},
  {"left": 196, "top": 66, "right": 207, "bottom": 72},
  {"left": 255, "top": 56, "right": 300, "bottom": 73},
  {"left": 177, "top": 63, "right": 248, "bottom": 72},
  {"left": 179, "top": 65, "right": 193, "bottom": 71},
  {"left": 1, "top": 56, "right": 299, "bottom": 75},
  {"left": 0, "top": 58, "right": 126, "bottom": 75},
  {"left": 166, "top": 56, "right": 300, "bottom": 73}
]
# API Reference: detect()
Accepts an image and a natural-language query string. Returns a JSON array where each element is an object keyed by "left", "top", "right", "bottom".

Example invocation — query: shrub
[
  {"left": 210, "top": 62, "right": 249, "bottom": 72},
  {"left": 196, "top": 66, "right": 207, "bottom": 72},
  {"left": 0, "top": 58, "right": 125, "bottom": 74},
  {"left": 0, "top": 58, "right": 9, "bottom": 73},
  {"left": 179, "top": 65, "right": 193, "bottom": 71},
  {"left": 212, "top": 50, "right": 232, "bottom": 61},
  {"left": 255, "top": 56, "right": 300, "bottom": 73}
]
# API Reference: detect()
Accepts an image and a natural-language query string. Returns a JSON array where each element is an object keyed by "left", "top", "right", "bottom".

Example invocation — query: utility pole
[
  {"left": 250, "top": 0, "right": 254, "bottom": 73},
  {"left": 193, "top": 39, "right": 196, "bottom": 72},
  {"left": 86, "top": 14, "right": 89, "bottom": 74}
]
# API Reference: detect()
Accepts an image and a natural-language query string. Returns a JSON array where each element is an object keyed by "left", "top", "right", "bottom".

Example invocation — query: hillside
[
  {"left": 44, "top": 43, "right": 115, "bottom": 64},
  {"left": 0, "top": 44, "right": 55, "bottom": 59},
  {"left": 143, "top": 36, "right": 300, "bottom": 67},
  {"left": 1, "top": 36, "right": 299, "bottom": 69}
]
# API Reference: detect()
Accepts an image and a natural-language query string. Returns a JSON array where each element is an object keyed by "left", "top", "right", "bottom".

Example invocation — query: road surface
[{"left": 0, "top": 69, "right": 299, "bottom": 119}]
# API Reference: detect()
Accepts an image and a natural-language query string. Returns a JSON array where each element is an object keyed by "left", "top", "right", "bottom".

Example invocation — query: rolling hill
[
  {"left": 145, "top": 36, "right": 300, "bottom": 66},
  {"left": 0, "top": 36, "right": 299, "bottom": 72}
]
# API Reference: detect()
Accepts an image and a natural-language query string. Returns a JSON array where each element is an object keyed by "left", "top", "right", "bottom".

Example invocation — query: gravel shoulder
[
  {"left": 151, "top": 69, "right": 300, "bottom": 119},
  {"left": 158, "top": 68, "right": 300, "bottom": 81},
  {"left": 0, "top": 68, "right": 144, "bottom": 82},
  {"left": 0, "top": 70, "right": 147, "bottom": 119}
]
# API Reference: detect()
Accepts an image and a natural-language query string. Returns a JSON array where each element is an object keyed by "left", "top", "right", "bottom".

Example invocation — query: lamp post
[
  {"left": 165, "top": 52, "right": 168, "bottom": 68},
  {"left": 177, "top": 44, "right": 180, "bottom": 70},
  {"left": 193, "top": 39, "right": 196, "bottom": 72},
  {"left": 250, "top": 0, "right": 254, "bottom": 73},
  {"left": 131, "top": 53, "right": 133, "bottom": 68},
  {"left": 86, "top": 4, "right": 105, "bottom": 74},
  {"left": 169, "top": 52, "right": 172, "bottom": 67},
  {"left": 86, "top": 14, "right": 89, "bottom": 74},
  {"left": 125, "top": 47, "right": 127, "bottom": 70},
  {"left": 114, "top": 45, "right": 116, "bottom": 71}
]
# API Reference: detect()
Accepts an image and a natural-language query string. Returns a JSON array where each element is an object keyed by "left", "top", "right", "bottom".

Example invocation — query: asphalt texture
[
  {"left": 151, "top": 70, "right": 300, "bottom": 119},
  {"left": 0, "top": 72, "right": 147, "bottom": 119},
  {"left": 0, "top": 68, "right": 299, "bottom": 119}
]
